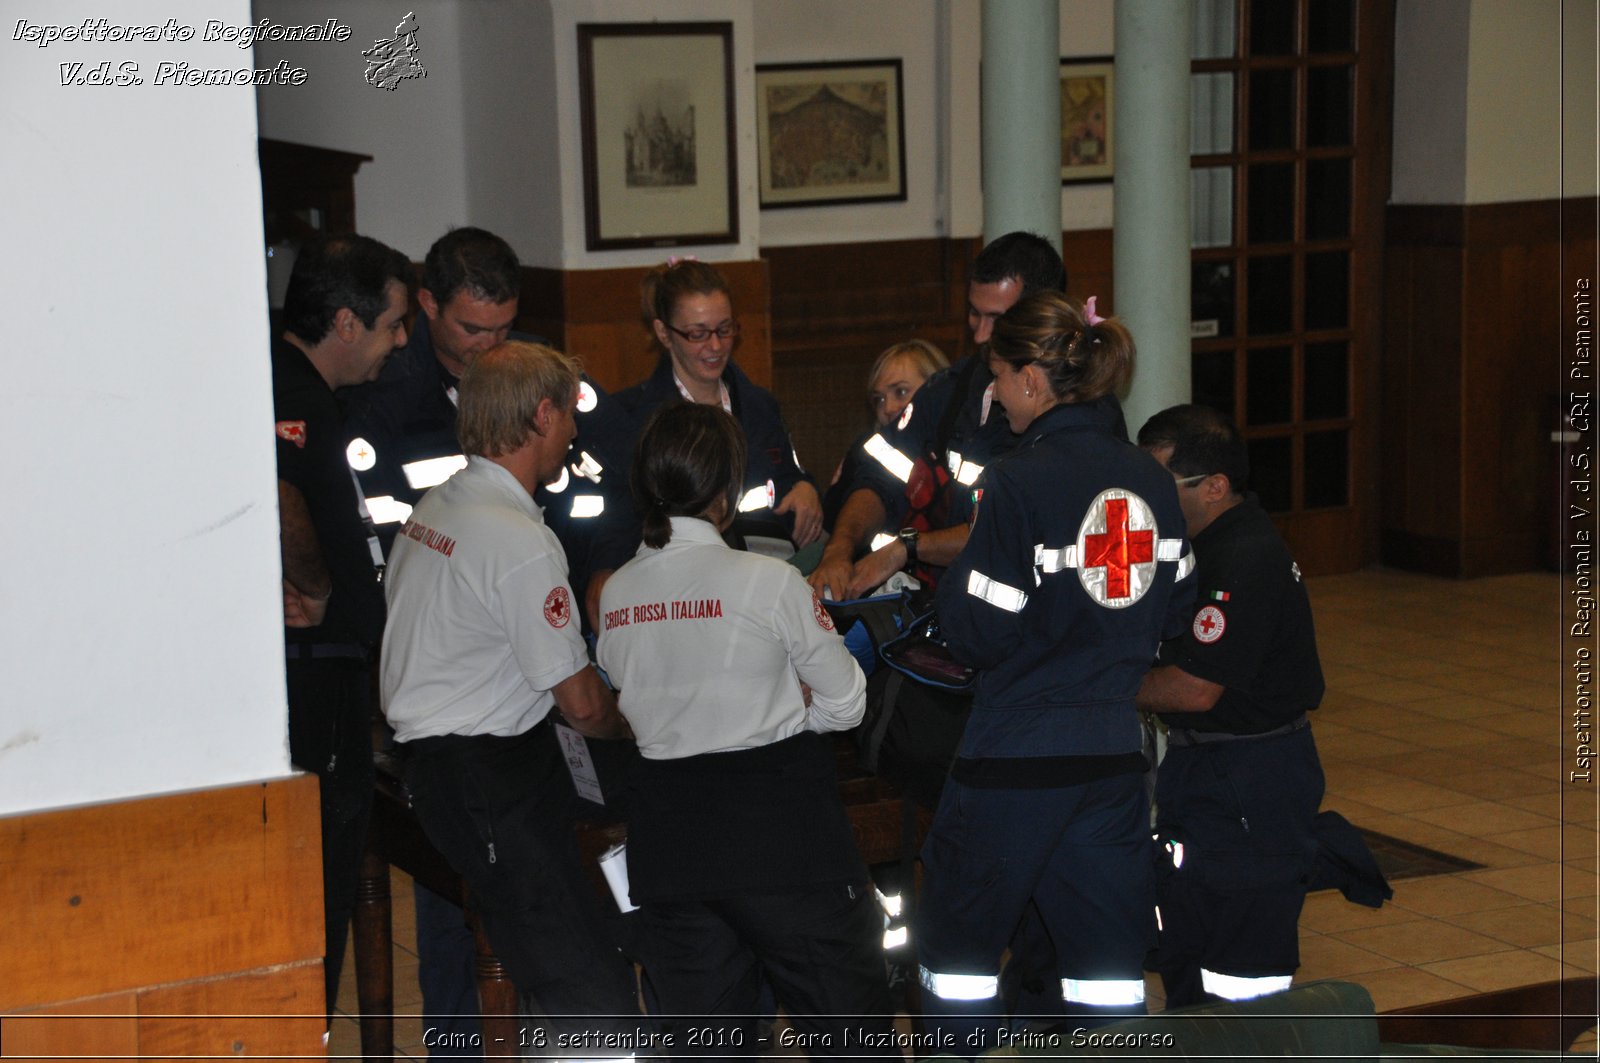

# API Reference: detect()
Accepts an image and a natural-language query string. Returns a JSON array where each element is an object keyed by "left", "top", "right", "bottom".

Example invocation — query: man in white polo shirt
[{"left": 381, "top": 340, "right": 639, "bottom": 1039}]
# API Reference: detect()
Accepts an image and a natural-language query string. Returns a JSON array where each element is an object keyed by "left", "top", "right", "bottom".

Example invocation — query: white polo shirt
[
  {"left": 382, "top": 456, "right": 590, "bottom": 742},
  {"left": 596, "top": 516, "right": 866, "bottom": 760}
]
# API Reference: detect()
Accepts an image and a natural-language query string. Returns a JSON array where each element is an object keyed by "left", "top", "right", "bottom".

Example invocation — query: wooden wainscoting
[
  {"left": 1382, "top": 196, "right": 1598, "bottom": 577},
  {"left": 765, "top": 231, "right": 1114, "bottom": 485},
  {"left": 517, "top": 259, "right": 773, "bottom": 397},
  {"left": 2, "top": 776, "right": 326, "bottom": 1060}
]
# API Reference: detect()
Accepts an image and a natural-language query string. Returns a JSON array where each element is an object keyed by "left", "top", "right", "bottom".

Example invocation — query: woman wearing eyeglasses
[{"left": 615, "top": 259, "right": 824, "bottom": 550}]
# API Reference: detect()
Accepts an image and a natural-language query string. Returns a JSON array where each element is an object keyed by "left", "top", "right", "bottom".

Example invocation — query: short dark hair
[
  {"left": 632, "top": 403, "right": 746, "bottom": 549},
  {"left": 282, "top": 234, "right": 412, "bottom": 344},
  {"left": 1137, "top": 404, "right": 1250, "bottom": 495},
  {"left": 971, "top": 231, "right": 1067, "bottom": 296},
  {"left": 422, "top": 227, "right": 520, "bottom": 305}
]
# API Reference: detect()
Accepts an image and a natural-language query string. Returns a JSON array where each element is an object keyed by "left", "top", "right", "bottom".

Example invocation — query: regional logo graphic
[{"left": 363, "top": 11, "right": 425, "bottom": 91}]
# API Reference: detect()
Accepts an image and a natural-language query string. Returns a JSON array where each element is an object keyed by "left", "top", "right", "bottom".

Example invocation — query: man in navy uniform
[
  {"left": 273, "top": 232, "right": 411, "bottom": 1021},
  {"left": 808, "top": 232, "right": 1071, "bottom": 601},
  {"left": 1135, "top": 404, "right": 1330, "bottom": 1007}
]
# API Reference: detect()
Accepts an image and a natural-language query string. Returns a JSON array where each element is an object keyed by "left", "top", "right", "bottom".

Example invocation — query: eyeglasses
[
  {"left": 665, "top": 321, "right": 740, "bottom": 344},
  {"left": 1173, "top": 473, "right": 1209, "bottom": 488}
]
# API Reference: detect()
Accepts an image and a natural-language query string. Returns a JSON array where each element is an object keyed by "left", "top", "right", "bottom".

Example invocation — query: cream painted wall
[
  {"left": 1466, "top": 0, "right": 1565, "bottom": 203},
  {"left": 1562, "top": 0, "right": 1599, "bottom": 197},
  {"left": 1394, "top": 0, "right": 1597, "bottom": 206},
  {"left": 1391, "top": 0, "right": 1470, "bottom": 204},
  {"left": 1, "top": 0, "right": 291, "bottom": 815}
]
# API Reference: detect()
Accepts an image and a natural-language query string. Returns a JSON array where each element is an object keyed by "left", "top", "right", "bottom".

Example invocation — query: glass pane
[
  {"left": 1192, "top": 350, "right": 1236, "bottom": 419},
  {"left": 1248, "top": 254, "right": 1293, "bottom": 335},
  {"left": 1305, "top": 251, "right": 1349, "bottom": 330},
  {"left": 1247, "top": 163, "right": 1295, "bottom": 244},
  {"left": 1249, "top": 0, "right": 1298, "bottom": 55},
  {"left": 1248, "top": 435, "right": 1293, "bottom": 512},
  {"left": 1191, "top": 72, "right": 1236, "bottom": 155},
  {"left": 1248, "top": 68, "right": 1296, "bottom": 150},
  {"left": 1247, "top": 345, "right": 1294, "bottom": 425},
  {"left": 1303, "top": 341, "right": 1349, "bottom": 420},
  {"left": 1192, "top": 260, "right": 1236, "bottom": 339},
  {"left": 1303, "top": 429, "right": 1349, "bottom": 507},
  {"left": 1308, "top": 0, "right": 1356, "bottom": 54},
  {"left": 1192, "top": 0, "right": 1238, "bottom": 59},
  {"left": 1307, "top": 65, "right": 1353, "bottom": 147},
  {"left": 1305, "top": 157, "right": 1351, "bottom": 240},
  {"left": 1191, "top": 167, "right": 1235, "bottom": 249}
]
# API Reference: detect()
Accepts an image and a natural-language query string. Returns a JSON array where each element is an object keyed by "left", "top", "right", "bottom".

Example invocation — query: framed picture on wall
[
  {"left": 577, "top": 22, "right": 738, "bottom": 250},
  {"left": 1060, "top": 56, "right": 1114, "bottom": 184},
  {"left": 755, "top": 59, "right": 906, "bottom": 208}
]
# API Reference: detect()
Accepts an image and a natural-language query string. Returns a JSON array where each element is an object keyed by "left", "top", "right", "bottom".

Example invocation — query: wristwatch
[{"left": 897, "top": 527, "right": 919, "bottom": 569}]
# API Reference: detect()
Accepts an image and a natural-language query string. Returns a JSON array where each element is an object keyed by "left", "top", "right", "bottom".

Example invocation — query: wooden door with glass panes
[{"left": 1188, "top": 0, "right": 1391, "bottom": 573}]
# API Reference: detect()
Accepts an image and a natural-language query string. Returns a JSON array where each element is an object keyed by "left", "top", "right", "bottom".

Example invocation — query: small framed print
[
  {"left": 755, "top": 59, "right": 906, "bottom": 208},
  {"left": 1060, "top": 57, "right": 1114, "bottom": 184}
]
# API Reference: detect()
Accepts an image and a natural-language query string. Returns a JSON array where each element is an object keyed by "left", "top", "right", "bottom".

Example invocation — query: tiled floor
[{"left": 331, "top": 568, "right": 1600, "bottom": 1057}]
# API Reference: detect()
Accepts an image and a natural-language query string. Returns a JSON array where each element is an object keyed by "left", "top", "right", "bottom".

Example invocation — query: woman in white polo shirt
[{"left": 597, "top": 402, "right": 895, "bottom": 1059}]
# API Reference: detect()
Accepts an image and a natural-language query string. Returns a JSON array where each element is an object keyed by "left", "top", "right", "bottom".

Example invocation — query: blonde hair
[
  {"left": 989, "top": 292, "right": 1133, "bottom": 404},
  {"left": 866, "top": 339, "right": 948, "bottom": 390},
  {"left": 457, "top": 340, "right": 580, "bottom": 458}
]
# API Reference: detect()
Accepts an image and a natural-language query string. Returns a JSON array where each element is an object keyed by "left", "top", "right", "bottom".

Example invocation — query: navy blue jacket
[
  {"left": 340, "top": 317, "right": 641, "bottom": 623},
  {"left": 614, "top": 356, "right": 811, "bottom": 540},
  {"left": 937, "top": 401, "right": 1196, "bottom": 760}
]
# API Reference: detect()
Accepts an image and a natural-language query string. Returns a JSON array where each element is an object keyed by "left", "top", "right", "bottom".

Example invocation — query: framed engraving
[{"left": 577, "top": 22, "right": 738, "bottom": 250}]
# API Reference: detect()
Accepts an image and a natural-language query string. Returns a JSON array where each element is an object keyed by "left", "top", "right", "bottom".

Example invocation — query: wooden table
[{"left": 351, "top": 741, "right": 927, "bottom": 1061}]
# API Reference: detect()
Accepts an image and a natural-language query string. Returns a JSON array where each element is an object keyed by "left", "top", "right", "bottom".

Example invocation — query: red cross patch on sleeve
[
  {"left": 813, "top": 593, "right": 835, "bottom": 632},
  {"left": 275, "top": 420, "right": 307, "bottom": 448},
  {"left": 1192, "top": 605, "right": 1226, "bottom": 643},
  {"left": 544, "top": 586, "right": 571, "bottom": 628}
]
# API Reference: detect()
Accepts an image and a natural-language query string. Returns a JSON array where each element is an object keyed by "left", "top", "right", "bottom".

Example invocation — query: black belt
[
  {"left": 1167, "top": 713, "right": 1309, "bottom": 748},
  {"left": 285, "top": 642, "right": 369, "bottom": 662}
]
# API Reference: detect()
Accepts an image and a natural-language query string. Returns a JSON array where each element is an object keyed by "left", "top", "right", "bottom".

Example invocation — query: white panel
[{"left": 2, "top": 0, "right": 293, "bottom": 814}]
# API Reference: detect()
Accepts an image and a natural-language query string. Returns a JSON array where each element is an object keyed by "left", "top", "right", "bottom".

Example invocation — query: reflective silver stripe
[
  {"left": 947, "top": 448, "right": 964, "bottom": 476},
  {"left": 570, "top": 495, "right": 604, "bottom": 518},
  {"left": 875, "top": 889, "right": 903, "bottom": 918},
  {"left": 882, "top": 926, "right": 908, "bottom": 949},
  {"left": 546, "top": 465, "right": 571, "bottom": 494},
  {"left": 954, "top": 458, "right": 985, "bottom": 486},
  {"left": 864, "top": 433, "right": 914, "bottom": 483},
  {"left": 574, "top": 450, "right": 604, "bottom": 483},
  {"left": 1061, "top": 978, "right": 1146, "bottom": 1007},
  {"left": 1035, "top": 544, "right": 1078, "bottom": 573},
  {"left": 737, "top": 483, "right": 771, "bottom": 513},
  {"left": 1201, "top": 970, "right": 1292, "bottom": 1001},
  {"left": 365, "top": 495, "right": 413, "bottom": 525},
  {"left": 967, "top": 569, "right": 1028, "bottom": 613},
  {"left": 402, "top": 454, "right": 467, "bottom": 490},
  {"left": 869, "top": 532, "right": 897, "bottom": 552},
  {"left": 1174, "top": 550, "right": 1196, "bottom": 580},
  {"left": 919, "top": 967, "right": 998, "bottom": 1001},
  {"left": 1156, "top": 538, "right": 1184, "bottom": 561}
]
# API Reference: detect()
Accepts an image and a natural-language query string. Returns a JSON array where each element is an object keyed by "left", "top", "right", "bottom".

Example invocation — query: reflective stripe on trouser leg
[
  {"left": 1060, "top": 978, "right": 1146, "bottom": 1007},
  {"left": 919, "top": 968, "right": 999, "bottom": 1001},
  {"left": 1200, "top": 969, "right": 1293, "bottom": 1001}
]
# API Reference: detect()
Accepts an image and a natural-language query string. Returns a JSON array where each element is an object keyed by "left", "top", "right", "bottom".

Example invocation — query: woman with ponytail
[
  {"left": 912, "top": 293, "right": 1198, "bottom": 1049},
  {"left": 596, "top": 402, "right": 895, "bottom": 1057}
]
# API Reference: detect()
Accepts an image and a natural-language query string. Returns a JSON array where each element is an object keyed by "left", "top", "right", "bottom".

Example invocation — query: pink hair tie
[
  {"left": 666, "top": 254, "right": 698, "bottom": 267},
  {"left": 1083, "top": 295, "right": 1107, "bottom": 326}
]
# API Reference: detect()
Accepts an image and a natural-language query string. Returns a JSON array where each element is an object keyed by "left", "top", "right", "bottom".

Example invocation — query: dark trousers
[
  {"left": 1151, "top": 726, "right": 1325, "bottom": 1007},
  {"left": 637, "top": 883, "right": 897, "bottom": 1060},
  {"left": 915, "top": 775, "right": 1156, "bottom": 1055},
  {"left": 285, "top": 657, "right": 376, "bottom": 1022},
  {"left": 400, "top": 726, "right": 641, "bottom": 1038},
  {"left": 413, "top": 883, "right": 484, "bottom": 1058}
]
